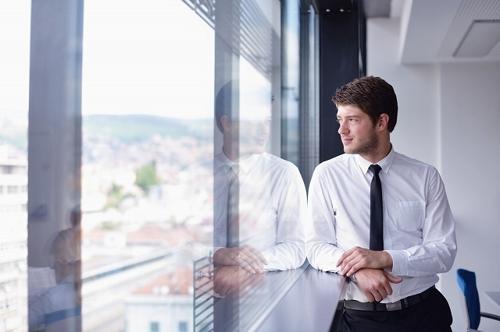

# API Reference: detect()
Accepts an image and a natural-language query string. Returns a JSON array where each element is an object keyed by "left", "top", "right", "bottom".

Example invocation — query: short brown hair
[{"left": 332, "top": 76, "right": 398, "bottom": 132}]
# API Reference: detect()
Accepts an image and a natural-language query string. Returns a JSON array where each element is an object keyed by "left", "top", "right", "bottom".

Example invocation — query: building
[
  {"left": 125, "top": 267, "right": 192, "bottom": 332},
  {"left": 0, "top": 145, "right": 28, "bottom": 332}
]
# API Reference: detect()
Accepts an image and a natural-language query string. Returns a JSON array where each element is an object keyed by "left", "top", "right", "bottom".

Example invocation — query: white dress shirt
[
  {"left": 214, "top": 152, "right": 307, "bottom": 271},
  {"left": 307, "top": 148, "right": 457, "bottom": 302}
]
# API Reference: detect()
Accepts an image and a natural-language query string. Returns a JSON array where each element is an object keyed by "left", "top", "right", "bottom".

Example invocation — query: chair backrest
[{"left": 456, "top": 268, "right": 481, "bottom": 330}]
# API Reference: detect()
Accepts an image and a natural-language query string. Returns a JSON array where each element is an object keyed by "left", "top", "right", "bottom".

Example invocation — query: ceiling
[
  {"left": 399, "top": 0, "right": 500, "bottom": 63},
  {"left": 314, "top": 0, "right": 500, "bottom": 63}
]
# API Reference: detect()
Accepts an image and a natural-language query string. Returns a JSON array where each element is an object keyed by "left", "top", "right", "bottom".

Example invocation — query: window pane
[
  {"left": 24, "top": 0, "right": 305, "bottom": 331},
  {"left": 81, "top": 1, "right": 213, "bottom": 331},
  {"left": 0, "top": 2, "right": 30, "bottom": 331},
  {"left": 149, "top": 321, "right": 159, "bottom": 332},
  {"left": 208, "top": 1, "right": 307, "bottom": 331}
]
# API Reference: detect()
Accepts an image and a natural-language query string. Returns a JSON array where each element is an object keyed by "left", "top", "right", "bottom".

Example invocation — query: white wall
[
  {"left": 440, "top": 62, "right": 500, "bottom": 331},
  {"left": 367, "top": 18, "right": 440, "bottom": 168},
  {"left": 368, "top": 17, "right": 500, "bottom": 331}
]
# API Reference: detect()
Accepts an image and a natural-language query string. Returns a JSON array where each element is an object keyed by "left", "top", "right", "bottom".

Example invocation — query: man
[
  {"left": 212, "top": 81, "right": 307, "bottom": 273},
  {"left": 29, "top": 208, "right": 82, "bottom": 330},
  {"left": 307, "top": 76, "right": 456, "bottom": 331}
]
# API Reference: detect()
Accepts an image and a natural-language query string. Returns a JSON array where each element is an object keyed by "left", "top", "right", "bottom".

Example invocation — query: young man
[{"left": 307, "top": 76, "right": 456, "bottom": 331}]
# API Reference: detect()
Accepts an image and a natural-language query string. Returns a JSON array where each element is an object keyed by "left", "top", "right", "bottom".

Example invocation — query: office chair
[{"left": 456, "top": 268, "right": 500, "bottom": 331}]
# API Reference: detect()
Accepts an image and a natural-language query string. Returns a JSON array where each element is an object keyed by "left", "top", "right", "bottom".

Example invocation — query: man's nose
[{"left": 338, "top": 121, "right": 348, "bottom": 135}]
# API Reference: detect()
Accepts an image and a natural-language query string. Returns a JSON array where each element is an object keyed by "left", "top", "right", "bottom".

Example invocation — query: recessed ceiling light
[{"left": 454, "top": 20, "right": 500, "bottom": 58}]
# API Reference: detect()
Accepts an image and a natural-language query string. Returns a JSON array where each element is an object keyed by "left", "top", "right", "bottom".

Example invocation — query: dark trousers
[{"left": 333, "top": 287, "right": 453, "bottom": 332}]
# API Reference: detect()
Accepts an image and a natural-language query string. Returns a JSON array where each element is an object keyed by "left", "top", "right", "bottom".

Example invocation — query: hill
[{"left": 84, "top": 114, "right": 212, "bottom": 143}]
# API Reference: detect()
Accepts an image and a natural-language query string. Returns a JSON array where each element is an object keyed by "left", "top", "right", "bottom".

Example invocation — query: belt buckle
[{"left": 385, "top": 301, "right": 402, "bottom": 311}]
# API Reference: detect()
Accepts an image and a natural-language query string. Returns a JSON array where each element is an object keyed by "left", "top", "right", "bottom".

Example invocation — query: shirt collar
[
  {"left": 354, "top": 145, "right": 396, "bottom": 175},
  {"left": 214, "top": 152, "right": 260, "bottom": 174}
]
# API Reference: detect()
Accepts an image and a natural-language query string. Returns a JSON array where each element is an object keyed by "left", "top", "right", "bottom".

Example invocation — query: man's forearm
[
  {"left": 385, "top": 242, "right": 456, "bottom": 277},
  {"left": 337, "top": 247, "right": 393, "bottom": 277}
]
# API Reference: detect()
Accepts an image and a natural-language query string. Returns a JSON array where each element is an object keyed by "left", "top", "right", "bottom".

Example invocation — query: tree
[
  {"left": 135, "top": 161, "right": 160, "bottom": 193},
  {"left": 106, "top": 183, "right": 124, "bottom": 209}
]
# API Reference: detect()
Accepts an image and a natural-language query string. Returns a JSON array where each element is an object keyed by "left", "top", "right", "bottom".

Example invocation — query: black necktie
[
  {"left": 226, "top": 165, "right": 239, "bottom": 247},
  {"left": 369, "top": 164, "right": 383, "bottom": 250}
]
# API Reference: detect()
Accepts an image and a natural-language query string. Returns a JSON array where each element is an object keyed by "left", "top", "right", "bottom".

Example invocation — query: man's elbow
[
  {"left": 305, "top": 243, "right": 323, "bottom": 271},
  {"left": 438, "top": 244, "right": 457, "bottom": 273}
]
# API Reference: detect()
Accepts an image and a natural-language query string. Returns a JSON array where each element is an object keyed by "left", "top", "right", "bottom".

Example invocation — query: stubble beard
[{"left": 344, "top": 131, "right": 379, "bottom": 155}]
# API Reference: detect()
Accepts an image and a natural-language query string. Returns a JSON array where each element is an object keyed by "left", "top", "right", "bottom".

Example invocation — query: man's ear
[
  {"left": 378, "top": 113, "right": 389, "bottom": 131},
  {"left": 220, "top": 115, "right": 231, "bottom": 132}
]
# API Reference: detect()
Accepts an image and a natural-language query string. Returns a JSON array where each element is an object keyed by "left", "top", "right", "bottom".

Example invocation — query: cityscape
[{"left": 1, "top": 114, "right": 215, "bottom": 331}]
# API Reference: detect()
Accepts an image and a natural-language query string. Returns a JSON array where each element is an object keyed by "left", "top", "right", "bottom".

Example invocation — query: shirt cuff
[
  {"left": 309, "top": 248, "right": 345, "bottom": 273},
  {"left": 260, "top": 250, "right": 270, "bottom": 270},
  {"left": 385, "top": 249, "right": 409, "bottom": 276},
  {"left": 329, "top": 249, "right": 346, "bottom": 273}
]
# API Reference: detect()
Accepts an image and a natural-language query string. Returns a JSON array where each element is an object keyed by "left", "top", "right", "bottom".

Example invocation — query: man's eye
[{"left": 349, "top": 118, "right": 358, "bottom": 123}]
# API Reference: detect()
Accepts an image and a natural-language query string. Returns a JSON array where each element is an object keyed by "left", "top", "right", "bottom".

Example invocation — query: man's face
[
  {"left": 220, "top": 115, "right": 271, "bottom": 157},
  {"left": 336, "top": 104, "right": 378, "bottom": 155},
  {"left": 239, "top": 116, "right": 271, "bottom": 156}
]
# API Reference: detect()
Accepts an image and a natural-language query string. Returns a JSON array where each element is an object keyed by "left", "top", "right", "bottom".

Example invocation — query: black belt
[{"left": 343, "top": 286, "right": 436, "bottom": 312}]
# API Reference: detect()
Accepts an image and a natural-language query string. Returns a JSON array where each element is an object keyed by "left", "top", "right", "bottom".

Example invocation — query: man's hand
[
  {"left": 213, "top": 246, "right": 267, "bottom": 274},
  {"left": 337, "top": 246, "right": 393, "bottom": 277},
  {"left": 213, "top": 266, "right": 264, "bottom": 297},
  {"left": 353, "top": 269, "right": 402, "bottom": 302}
]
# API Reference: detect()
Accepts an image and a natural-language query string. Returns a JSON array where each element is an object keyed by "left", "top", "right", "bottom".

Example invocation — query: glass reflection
[
  {"left": 201, "top": 1, "right": 306, "bottom": 330},
  {"left": 213, "top": 266, "right": 264, "bottom": 298},
  {"left": 21, "top": 0, "right": 307, "bottom": 330},
  {"left": 210, "top": 77, "right": 307, "bottom": 328},
  {"left": 213, "top": 81, "right": 307, "bottom": 272},
  {"left": 27, "top": 0, "right": 84, "bottom": 330},
  {"left": 29, "top": 209, "right": 82, "bottom": 331}
]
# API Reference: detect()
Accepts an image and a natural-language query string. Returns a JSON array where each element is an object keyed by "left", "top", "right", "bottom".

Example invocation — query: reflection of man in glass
[
  {"left": 212, "top": 82, "right": 307, "bottom": 272},
  {"left": 29, "top": 209, "right": 81, "bottom": 331}
]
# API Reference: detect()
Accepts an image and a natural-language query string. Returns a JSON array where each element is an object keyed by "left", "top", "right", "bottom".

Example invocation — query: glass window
[
  {"left": 23, "top": 1, "right": 312, "bottom": 331},
  {"left": 150, "top": 321, "right": 160, "bottom": 332},
  {"left": 81, "top": 1, "right": 213, "bottom": 331},
  {"left": 0, "top": 1, "right": 30, "bottom": 331},
  {"left": 178, "top": 321, "right": 188, "bottom": 332},
  {"left": 205, "top": 1, "right": 309, "bottom": 331}
]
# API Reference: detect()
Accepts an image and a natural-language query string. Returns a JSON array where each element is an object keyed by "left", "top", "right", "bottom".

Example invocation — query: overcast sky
[
  {"left": 0, "top": 1, "right": 30, "bottom": 119},
  {"left": 0, "top": 0, "right": 274, "bottom": 121}
]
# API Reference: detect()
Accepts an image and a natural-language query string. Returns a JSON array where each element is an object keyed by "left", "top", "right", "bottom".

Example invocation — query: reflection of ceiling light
[
  {"left": 326, "top": 8, "right": 331, "bottom": 12},
  {"left": 340, "top": 8, "right": 344, "bottom": 13},
  {"left": 454, "top": 20, "right": 500, "bottom": 58}
]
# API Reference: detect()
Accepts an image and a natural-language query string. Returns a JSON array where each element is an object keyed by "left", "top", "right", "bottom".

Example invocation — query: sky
[
  {"left": 82, "top": 0, "right": 215, "bottom": 119},
  {"left": 0, "top": 0, "right": 276, "bottom": 121},
  {"left": 0, "top": 1, "right": 30, "bottom": 119}
]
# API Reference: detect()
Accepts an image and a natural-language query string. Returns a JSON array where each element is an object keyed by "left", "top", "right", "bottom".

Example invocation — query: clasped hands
[
  {"left": 213, "top": 245, "right": 267, "bottom": 274},
  {"left": 337, "top": 247, "right": 402, "bottom": 302},
  {"left": 213, "top": 265, "right": 264, "bottom": 297},
  {"left": 212, "top": 246, "right": 266, "bottom": 297},
  {"left": 213, "top": 245, "right": 402, "bottom": 301}
]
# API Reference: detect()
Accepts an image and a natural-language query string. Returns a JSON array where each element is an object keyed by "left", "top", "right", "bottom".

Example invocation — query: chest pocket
[{"left": 394, "top": 200, "right": 425, "bottom": 232}]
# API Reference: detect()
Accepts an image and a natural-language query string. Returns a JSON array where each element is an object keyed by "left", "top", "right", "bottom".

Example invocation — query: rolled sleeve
[
  {"left": 262, "top": 164, "right": 307, "bottom": 271},
  {"left": 386, "top": 168, "right": 456, "bottom": 277},
  {"left": 385, "top": 249, "right": 409, "bottom": 276},
  {"left": 306, "top": 164, "right": 345, "bottom": 273}
]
